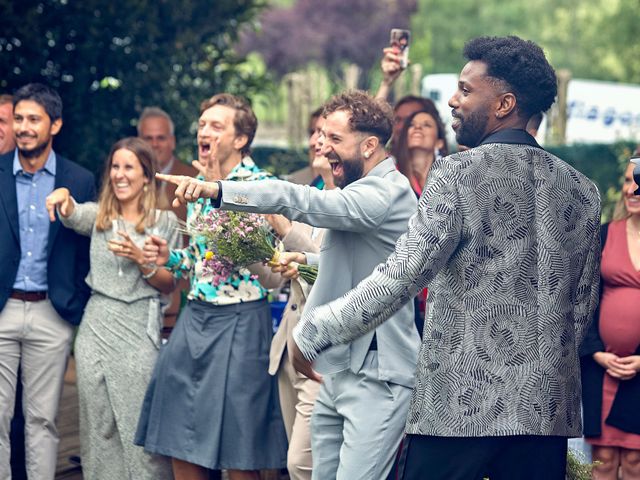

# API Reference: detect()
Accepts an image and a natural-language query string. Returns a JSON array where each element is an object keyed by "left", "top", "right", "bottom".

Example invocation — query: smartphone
[
  {"left": 390, "top": 28, "right": 411, "bottom": 69},
  {"left": 631, "top": 154, "right": 640, "bottom": 195}
]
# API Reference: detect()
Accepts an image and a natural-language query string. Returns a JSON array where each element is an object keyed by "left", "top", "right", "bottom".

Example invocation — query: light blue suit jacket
[{"left": 219, "top": 158, "right": 420, "bottom": 387}]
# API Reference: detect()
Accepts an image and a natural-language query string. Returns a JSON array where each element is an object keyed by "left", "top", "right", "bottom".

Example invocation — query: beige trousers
[
  {"left": 277, "top": 350, "right": 320, "bottom": 480},
  {"left": 0, "top": 298, "right": 73, "bottom": 480}
]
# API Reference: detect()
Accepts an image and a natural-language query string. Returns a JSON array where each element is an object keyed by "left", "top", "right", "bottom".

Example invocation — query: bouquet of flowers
[{"left": 186, "top": 209, "right": 318, "bottom": 284}]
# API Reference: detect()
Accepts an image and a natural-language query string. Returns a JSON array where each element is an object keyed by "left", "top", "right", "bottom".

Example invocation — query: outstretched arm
[
  {"left": 156, "top": 169, "right": 409, "bottom": 233},
  {"left": 292, "top": 165, "right": 463, "bottom": 364}
]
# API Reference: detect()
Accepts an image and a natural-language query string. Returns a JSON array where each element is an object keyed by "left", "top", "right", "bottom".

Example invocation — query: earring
[
  {"left": 364, "top": 152, "right": 370, "bottom": 159},
  {"left": 143, "top": 184, "right": 149, "bottom": 193}
]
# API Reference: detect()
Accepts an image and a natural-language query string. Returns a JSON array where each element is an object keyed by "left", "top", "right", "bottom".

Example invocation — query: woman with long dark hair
[{"left": 395, "top": 101, "right": 448, "bottom": 197}]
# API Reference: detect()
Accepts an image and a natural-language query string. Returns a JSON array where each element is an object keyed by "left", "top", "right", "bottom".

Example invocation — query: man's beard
[
  {"left": 454, "top": 107, "right": 489, "bottom": 149},
  {"left": 331, "top": 152, "right": 364, "bottom": 189},
  {"left": 17, "top": 136, "right": 50, "bottom": 159}
]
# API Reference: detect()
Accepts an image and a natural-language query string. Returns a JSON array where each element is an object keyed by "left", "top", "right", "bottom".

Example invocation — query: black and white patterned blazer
[{"left": 294, "top": 129, "right": 601, "bottom": 437}]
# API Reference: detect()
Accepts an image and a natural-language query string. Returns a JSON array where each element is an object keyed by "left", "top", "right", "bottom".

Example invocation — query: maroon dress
[{"left": 588, "top": 219, "right": 640, "bottom": 449}]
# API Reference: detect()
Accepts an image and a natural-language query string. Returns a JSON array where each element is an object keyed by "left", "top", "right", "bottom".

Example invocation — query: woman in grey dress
[{"left": 45, "top": 137, "right": 177, "bottom": 480}]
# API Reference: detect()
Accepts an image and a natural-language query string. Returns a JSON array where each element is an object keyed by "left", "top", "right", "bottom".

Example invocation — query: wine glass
[{"left": 145, "top": 209, "right": 168, "bottom": 268}]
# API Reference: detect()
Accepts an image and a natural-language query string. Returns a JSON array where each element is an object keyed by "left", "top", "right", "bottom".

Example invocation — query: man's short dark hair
[
  {"left": 463, "top": 36, "right": 557, "bottom": 118},
  {"left": 199, "top": 93, "right": 257, "bottom": 156},
  {"left": 322, "top": 90, "right": 393, "bottom": 145},
  {"left": 13, "top": 83, "right": 63, "bottom": 121}
]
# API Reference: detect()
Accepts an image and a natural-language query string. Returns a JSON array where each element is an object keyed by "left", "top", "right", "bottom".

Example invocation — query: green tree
[
  {"left": 410, "top": 0, "right": 640, "bottom": 83},
  {"left": 0, "top": 0, "right": 271, "bottom": 173}
]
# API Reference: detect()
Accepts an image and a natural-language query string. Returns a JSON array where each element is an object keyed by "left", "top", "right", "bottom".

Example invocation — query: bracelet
[{"left": 141, "top": 265, "right": 158, "bottom": 279}]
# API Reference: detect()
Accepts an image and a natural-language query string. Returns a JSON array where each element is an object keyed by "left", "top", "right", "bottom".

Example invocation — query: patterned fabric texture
[
  {"left": 166, "top": 157, "right": 273, "bottom": 305},
  {"left": 294, "top": 137, "right": 602, "bottom": 437}
]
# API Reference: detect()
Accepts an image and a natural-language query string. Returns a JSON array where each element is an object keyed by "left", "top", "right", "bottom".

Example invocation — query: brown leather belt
[{"left": 10, "top": 290, "right": 48, "bottom": 302}]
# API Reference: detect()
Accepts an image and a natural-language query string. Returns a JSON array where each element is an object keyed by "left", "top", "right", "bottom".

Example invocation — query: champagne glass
[
  {"left": 112, "top": 216, "right": 126, "bottom": 277},
  {"left": 146, "top": 209, "right": 168, "bottom": 268}
]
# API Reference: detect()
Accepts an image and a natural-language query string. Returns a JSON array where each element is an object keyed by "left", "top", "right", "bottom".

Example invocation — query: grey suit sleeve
[
  {"left": 219, "top": 178, "right": 393, "bottom": 233},
  {"left": 293, "top": 164, "right": 464, "bottom": 359}
]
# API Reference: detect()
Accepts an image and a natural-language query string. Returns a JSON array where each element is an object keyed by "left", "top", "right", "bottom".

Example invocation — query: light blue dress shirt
[{"left": 13, "top": 149, "right": 56, "bottom": 292}]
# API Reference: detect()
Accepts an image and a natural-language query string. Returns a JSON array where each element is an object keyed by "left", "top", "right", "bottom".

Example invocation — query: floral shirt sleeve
[{"left": 166, "top": 157, "right": 275, "bottom": 305}]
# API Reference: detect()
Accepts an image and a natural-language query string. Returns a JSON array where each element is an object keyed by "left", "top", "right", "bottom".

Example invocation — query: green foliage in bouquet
[{"left": 296, "top": 264, "right": 318, "bottom": 284}]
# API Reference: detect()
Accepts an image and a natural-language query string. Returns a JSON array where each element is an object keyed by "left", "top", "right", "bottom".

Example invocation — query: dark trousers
[{"left": 400, "top": 434, "right": 567, "bottom": 480}]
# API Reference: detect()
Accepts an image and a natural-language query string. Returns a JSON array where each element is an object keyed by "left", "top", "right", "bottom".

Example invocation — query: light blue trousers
[{"left": 311, "top": 352, "right": 413, "bottom": 480}]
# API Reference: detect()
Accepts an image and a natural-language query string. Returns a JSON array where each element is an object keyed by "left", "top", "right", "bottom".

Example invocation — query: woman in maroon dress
[{"left": 581, "top": 160, "right": 640, "bottom": 479}]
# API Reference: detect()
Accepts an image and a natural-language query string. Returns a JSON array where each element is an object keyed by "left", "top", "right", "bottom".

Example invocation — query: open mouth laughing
[
  {"left": 199, "top": 141, "right": 212, "bottom": 158},
  {"left": 327, "top": 153, "right": 343, "bottom": 178}
]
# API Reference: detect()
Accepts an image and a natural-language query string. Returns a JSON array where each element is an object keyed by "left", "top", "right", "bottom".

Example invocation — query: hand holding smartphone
[{"left": 390, "top": 28, "right": 411, "bottom": 69}]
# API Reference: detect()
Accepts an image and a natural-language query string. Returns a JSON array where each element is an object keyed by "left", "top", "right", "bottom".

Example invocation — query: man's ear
[
  {"left": 233, "top": 134, "right": 248, "bottom": 153},
  {"left": 51, "top": 118, "right": 63, "bottom": 136},
  {"left": 495, "top": 92, "right": 517, "bottom": 119},
  {"left": 361, "top": 135, "right": 380, "bottom": 159}
]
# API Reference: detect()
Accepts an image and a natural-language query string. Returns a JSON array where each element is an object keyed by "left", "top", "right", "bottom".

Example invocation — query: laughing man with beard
[{"left": 158, "top": 90, "right": 421, "bottom": 480}]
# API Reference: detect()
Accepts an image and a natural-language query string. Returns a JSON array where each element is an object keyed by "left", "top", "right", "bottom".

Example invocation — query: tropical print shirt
[{"left": 165, "top": 157, "right": 274, "bottom": 305}]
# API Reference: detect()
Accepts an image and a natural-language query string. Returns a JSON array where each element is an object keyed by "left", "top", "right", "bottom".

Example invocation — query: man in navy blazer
[{"left": 0, "top": 83, "right": 95, "bottom": 479}]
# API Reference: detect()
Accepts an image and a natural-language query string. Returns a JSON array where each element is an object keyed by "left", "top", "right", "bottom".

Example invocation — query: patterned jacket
[{"left": 294, "top": 129, "right": 601, "bottom": 437}]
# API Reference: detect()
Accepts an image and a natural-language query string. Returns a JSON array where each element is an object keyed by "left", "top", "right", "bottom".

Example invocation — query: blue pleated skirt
[{"left": 134, "top": 298, "right": 288, "bottom": 470}]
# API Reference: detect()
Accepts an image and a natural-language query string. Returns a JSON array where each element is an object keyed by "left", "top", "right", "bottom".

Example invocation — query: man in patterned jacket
[{"left": 291, "top": 36, "right": 602, "bottom": 479}]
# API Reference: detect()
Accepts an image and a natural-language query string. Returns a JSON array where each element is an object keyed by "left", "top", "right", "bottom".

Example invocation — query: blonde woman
[{"left": 45, "top": 137, "right": 177, "bottom": 479}]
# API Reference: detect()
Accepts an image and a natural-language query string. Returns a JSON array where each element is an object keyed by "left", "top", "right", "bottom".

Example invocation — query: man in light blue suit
[{"left": 159, "top": 91, "right": 421, "bottom": 480}]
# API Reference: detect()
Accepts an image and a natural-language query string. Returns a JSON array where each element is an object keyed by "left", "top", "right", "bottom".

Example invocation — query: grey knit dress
[{"left": 61, "top": 202, "right": 178, "bottom": 480}]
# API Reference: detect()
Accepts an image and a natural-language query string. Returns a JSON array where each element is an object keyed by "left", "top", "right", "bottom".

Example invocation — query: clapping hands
[
  {"left": 143, "top": 235, "right": 170, "bottom": 266},
  {"left": 192, "top": 137, "right": 222, "bottom": 181},
  {"left": 107, "top": 230, "right": 145, "bottom": 265}
]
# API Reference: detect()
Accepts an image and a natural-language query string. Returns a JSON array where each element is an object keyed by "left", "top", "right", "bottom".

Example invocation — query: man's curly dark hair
[
  {"left": 322, "top": 90, "right": 393, "bottom": 146},
  {"left": 463, "top": 36, "right": 557, "bottom": 118}
]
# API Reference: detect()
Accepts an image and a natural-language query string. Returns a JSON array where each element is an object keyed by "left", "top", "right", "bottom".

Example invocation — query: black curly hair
[{"left": 463, "top": 36, "right": 557, "bottom": 118}]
